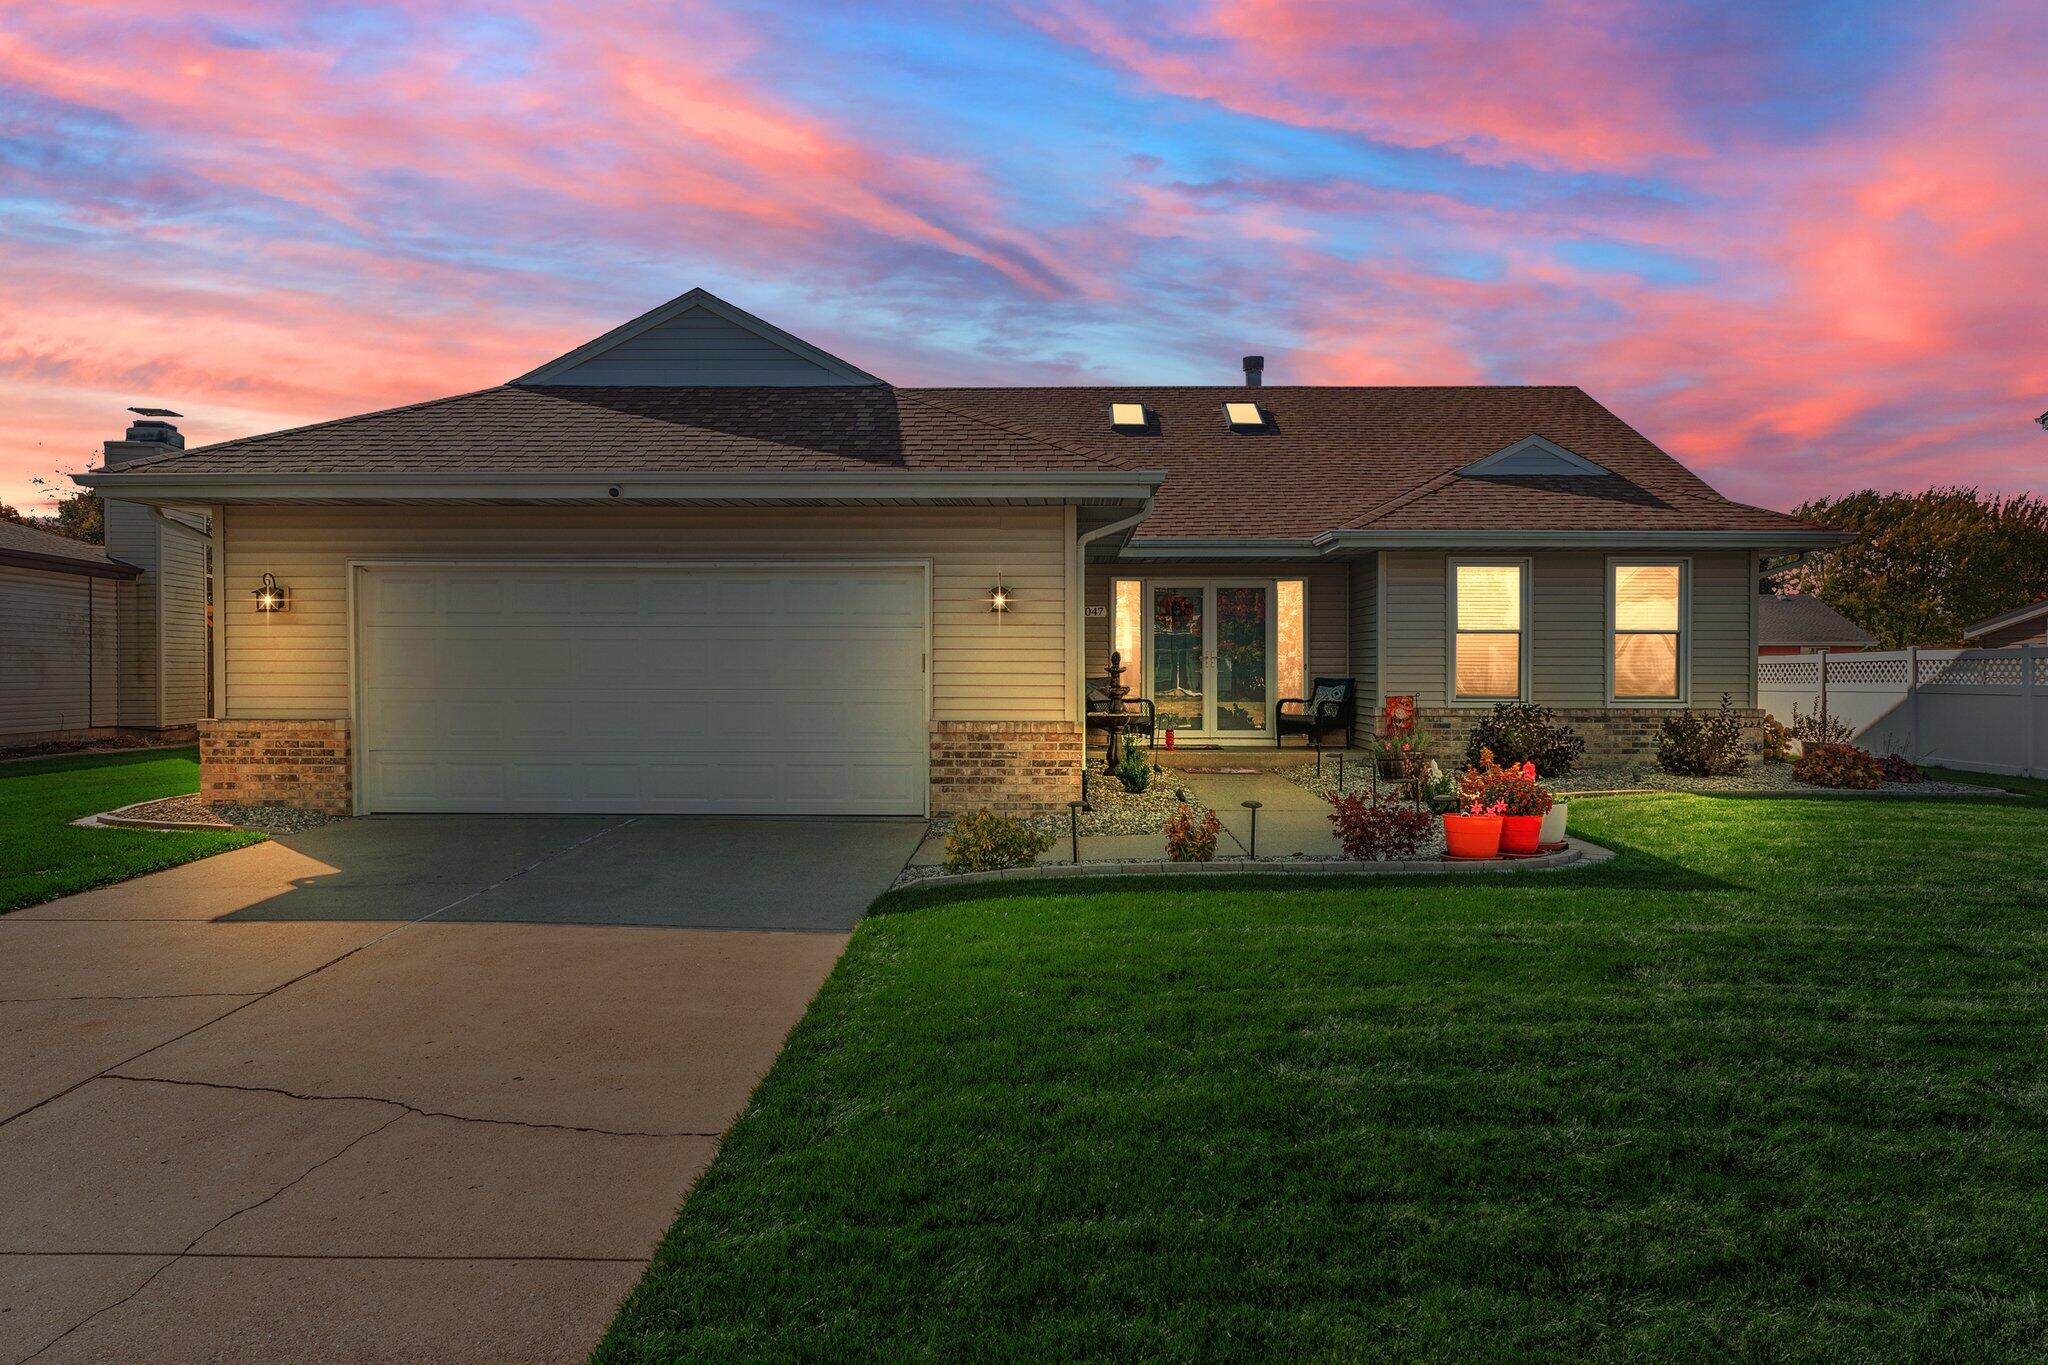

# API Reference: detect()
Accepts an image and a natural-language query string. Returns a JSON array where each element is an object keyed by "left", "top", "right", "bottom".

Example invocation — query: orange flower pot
[
  {"left": 1442, "top": 813, "right": 1503, "bottom": 859},
  {"left": 1500, "top": 814, "right": 1544, "bottom": 855}
]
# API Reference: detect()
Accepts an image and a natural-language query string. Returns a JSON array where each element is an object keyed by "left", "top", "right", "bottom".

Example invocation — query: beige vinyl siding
[
  {"left": 0, "top": 566, "right": 116, "bottom": 737},
  {"left": 1381, "top": 549, "right": 1756, "bottom": 709},
  {"left": 220, "top": 506, "right": 1070, "bottom": 723},
  {"left": 159, "top": 518, "right": 210, "bottom": 724},
  {"left": 102, "top": 499, "right": 157, "bottom": 726},
  {"left": 1082, "top": 562, "right": 1349, "bottom": 687},
  {"left": 1348, "top": 551, "right": 1379, "bottom": 742}
]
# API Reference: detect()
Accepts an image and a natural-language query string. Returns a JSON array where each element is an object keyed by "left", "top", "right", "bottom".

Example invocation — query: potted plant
[
  {"left": 1454, "top": 750, "right": 1553, "bottom": 856},
  {"left": 1538, "top": 791, "right": 1568, "bottom": 849},
  {"left": 1442, "top": 793, "right": 1505, "bottom": 859}
]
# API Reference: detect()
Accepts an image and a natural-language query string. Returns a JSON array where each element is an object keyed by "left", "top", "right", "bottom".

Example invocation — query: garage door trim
[{"left": 346, "top": 557, "right": 934, "bottom": 816}]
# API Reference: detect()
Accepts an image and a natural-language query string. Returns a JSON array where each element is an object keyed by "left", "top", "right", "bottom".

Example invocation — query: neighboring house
[
  {"left": 1756, "top": 593, "right": 1879, "bottom": 655},
  {"left": 0, "top": 452, "right": 210, "bottom": 749},
  {"left": 78, "top": 288, "right": 1842, "bottom": 816},
  {"left": 1963, "top": 597, "right": 2048, "bottom": 649}
]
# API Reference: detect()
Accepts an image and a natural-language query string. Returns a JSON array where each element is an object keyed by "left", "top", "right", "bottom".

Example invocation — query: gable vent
[{"left": 1460, "top": 435, "right": 1612, "bottom": 477}]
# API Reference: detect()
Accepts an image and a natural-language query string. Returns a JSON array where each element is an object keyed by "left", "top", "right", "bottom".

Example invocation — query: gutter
[
  {"left": 0, "top": 547, "right": 140, "bottom": 580},
  {"left": 1072, "top": 498, "right": 1155, "bottom": 726},
  {"left": 74, "top": 468, "right": 1170, "bottom": 506},
  {"left": 1314, "top": 528, "right": 1855, "bottom": 551}
]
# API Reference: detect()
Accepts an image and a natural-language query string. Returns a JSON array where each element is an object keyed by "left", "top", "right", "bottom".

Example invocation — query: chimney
[
  {"left": 1242, "top": 354, "right": 1264, "bottom": 388},
  {"left": 104, "top": 406, "right": 184, "bottom": 467}
]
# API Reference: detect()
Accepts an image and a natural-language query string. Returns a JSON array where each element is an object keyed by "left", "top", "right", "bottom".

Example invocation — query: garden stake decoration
[{"left": 1242, "top": 799, "right": 1261, "bottom": 859}]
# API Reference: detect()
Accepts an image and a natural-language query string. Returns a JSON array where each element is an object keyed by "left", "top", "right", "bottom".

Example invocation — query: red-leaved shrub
[
  {"left": 1164, "top": 803, "right": 1221, "bottom": 862},
  {"left": 1878, "top": 752, "right": 1923, "bottom": 783},
  {"left": 1326, "top": 793, "right": 1434, "bottom": 861},
  {"left": 1793, "top": 743, "right": 1883, "bottom": 790}
]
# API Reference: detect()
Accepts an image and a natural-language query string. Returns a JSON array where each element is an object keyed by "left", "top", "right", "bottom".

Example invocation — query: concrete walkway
[{"left": 0, "top": 816, "right": 920, "bottom": 1363}]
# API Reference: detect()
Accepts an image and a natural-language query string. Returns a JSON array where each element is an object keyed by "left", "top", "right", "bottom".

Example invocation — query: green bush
[
  {"left": 943, "top": 809, "right": 1054, "bottom": 873},
  {"left": 1656, "top": 693, "right": 1749, "bottom": 776},
  {"left": 1794, "top": 743, "right": 1884, "bottom": 790},
  {"left": 1114, "top": 748, "right": 1152, "bottom": 794},
  {"left": 1462, "top": 703, "right": 1586, "bottom": 777}
]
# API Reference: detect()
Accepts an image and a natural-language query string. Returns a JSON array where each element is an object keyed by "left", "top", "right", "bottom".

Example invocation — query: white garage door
[{"left": 356, "top": 564, "right": 927, "bottom": 815}]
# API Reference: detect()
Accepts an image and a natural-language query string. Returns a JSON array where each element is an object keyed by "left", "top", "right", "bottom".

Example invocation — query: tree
[
  {"left": 1775, "top": 488, "right": 2048, "bottom": 647},
  {"left": 45, "top": 487, "right": 104, "bottom": 544}
]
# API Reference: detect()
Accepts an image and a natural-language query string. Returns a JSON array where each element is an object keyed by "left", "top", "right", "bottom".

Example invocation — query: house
[
  {"left": 76, "top": 288, "right": 1841, "bottom": 816},
  {"left": 0, "top": 456, "right": 210, "bottom": 749},
  {"left": 1755, "top": 592, "right": 1879, "bottom": 655},
  {"left": 1963, "top": 597, "right": 2048, "bottom": 649}
]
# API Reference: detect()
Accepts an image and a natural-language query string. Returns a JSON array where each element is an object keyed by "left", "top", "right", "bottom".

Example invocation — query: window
[
  {"left": 1452, "top": 561, "right": 1525, "bottom": 700},
  {"left": 1277, "top": 579, "right": 1306, "bottom": 700},
  {"left": 1110, "top": 402, "right": 1147, "bottom": 429},
  {"left": 1223, "top": 401, "right": 1264, "bottom": 428},
  {"left": 1611, "top": 561, "right": 1685, "bottom": 700}
]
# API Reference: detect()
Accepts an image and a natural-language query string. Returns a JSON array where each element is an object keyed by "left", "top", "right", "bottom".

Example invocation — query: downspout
[{"left": 1073, "top": 499, "right": 1154, "bottom": 727}]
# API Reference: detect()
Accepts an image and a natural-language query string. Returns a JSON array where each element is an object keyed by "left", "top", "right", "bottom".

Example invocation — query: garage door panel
[{"left": 358, "top": 565, "right": 928, "bottom": 815}]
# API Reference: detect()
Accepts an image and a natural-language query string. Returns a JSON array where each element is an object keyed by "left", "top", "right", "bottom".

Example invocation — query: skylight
[
  {"left": 1224, "top": 401, "right": 1264, "bottom": 428},
  {"left": 1110, "top": 402, "right": 1147, "bottom": 429}
]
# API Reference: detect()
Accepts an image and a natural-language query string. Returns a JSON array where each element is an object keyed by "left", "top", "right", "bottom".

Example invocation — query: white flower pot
[{"left": 1538, "top": 802, "right": 1568, "bottom": 847}]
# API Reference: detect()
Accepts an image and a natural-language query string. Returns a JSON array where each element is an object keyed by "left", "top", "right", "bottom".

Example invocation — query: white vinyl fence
[{"left": 1757, "top": 647, "right": 2048, "bottom": 778}]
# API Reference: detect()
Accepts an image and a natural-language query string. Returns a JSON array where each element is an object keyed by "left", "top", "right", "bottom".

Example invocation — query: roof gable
[
  {"left": 514, "top": 288, "right": 885, "bottom": 387},
  {"left": 1460, "top": 434, "right": 1613, "bottom": 477}
]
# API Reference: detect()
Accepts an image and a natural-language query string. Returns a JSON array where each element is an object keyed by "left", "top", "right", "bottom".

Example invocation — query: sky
[{"left": 1, "top": 0, "right": 2043, "bottom": 514}]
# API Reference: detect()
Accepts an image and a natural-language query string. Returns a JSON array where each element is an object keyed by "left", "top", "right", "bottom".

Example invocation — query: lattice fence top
[
  {"left": 1920, "top": 651, "right": 2031, "bottom": 687},
  {"left": 1758, "top": 659, "right": 1820, "bottom": 686},
  {"left": 1827, "top": 656, "right": 1909, "bottom": 688}
]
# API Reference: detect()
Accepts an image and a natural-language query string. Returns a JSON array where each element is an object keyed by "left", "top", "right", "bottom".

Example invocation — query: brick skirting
[
  {"left": 930, "top": 720, "right": 1084, "bottom": 816},
  {"left": 200, "top": 718, "right": 352, "bottom": 814},
  {"left": 1411, "top": 705, "right": 1767, "bottom": 767}
]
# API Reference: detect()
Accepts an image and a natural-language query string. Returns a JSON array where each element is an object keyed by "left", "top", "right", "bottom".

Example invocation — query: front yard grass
[
  {"left": 601, "top": 791, "right": 2048, "bottom": 1361},
  {"left": 0, "top": 746, "right": 262, "bottom": 912}
]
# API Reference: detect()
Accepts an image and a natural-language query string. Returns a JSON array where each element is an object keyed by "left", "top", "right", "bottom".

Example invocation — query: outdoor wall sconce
[
  {"left": 252, "top": 572, "right": 290, "bottom": 612},
  {"left": 988, "top": 583, "right": 1012, "bottom": 613}
]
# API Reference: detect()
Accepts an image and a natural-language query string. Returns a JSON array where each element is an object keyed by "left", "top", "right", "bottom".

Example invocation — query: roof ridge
[
  {"left": 894, "top": 389, "right": 1138, "bottom": 472},
  {"left": 115, "top": 387, "right": 513, "bottom": 470}
]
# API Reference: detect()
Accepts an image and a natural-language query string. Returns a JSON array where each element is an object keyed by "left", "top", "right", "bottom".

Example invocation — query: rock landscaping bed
[
  {"left": 1285, "top": 757, "right": 1992, "bottom": 799},
  {"left": 926, "top": 766, "right": 1211, "bottom": 841},
  {"left": 90, "top": 795, "right": 345, "bottom": 834}
]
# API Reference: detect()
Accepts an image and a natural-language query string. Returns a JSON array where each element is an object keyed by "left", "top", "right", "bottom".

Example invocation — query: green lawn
[
  {"left": 0, "top": 747, "right": 263, "bottom": 912},
  {"left": 601, "top": 790, "right": 2048, "bottom": 1361}
]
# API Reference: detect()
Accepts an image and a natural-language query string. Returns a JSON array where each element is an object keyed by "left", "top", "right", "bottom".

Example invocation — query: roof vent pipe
[{"left": 1242, "top": 355, "right": 1264, "bottom": 388}]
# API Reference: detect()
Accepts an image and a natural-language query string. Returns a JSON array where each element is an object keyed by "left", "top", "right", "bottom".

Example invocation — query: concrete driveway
[{"left": 0, "top": 815, "right": 923, "bottom": 1364}]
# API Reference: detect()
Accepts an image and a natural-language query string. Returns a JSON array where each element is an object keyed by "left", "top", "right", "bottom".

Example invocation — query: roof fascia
[
  {"left": 512, "top": 288, "right": 885, "bottom": 386},
  {"left": 0, "top": 546, "right": 140, "bottom": 579},
  {"left": 1963, "top": 598, "right": 2048, "bottom": 637},
  {"left": 73, "top": 468, "right": 1167, "bottom": 506},
  {"left": 1316, "top": 528, "right": 1854, "bottom": 551}
]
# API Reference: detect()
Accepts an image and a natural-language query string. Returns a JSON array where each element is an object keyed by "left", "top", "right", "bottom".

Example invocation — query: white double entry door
[{"left": 1142, "top": 581, "right": 1277, "bottom": 741}]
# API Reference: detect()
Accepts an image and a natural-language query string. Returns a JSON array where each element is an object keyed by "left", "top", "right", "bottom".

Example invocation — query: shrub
[
  {"left": 1326, "top": 792, "right": 1434, "bottom": 860},
  {"left": 1878, "top": 752, "right": 1923, "bottom": 783},
  {"left": 1656, "top": 693, "right": 1749, "bottom": 776},
  {"left": 1757, "top": 714, "right": 1796, "bottom": 763},
  {"left": 1793, "top": 742, "right": 1883, "bottom": 790},
  {"left": 1114, "top": 747, "right": 1152, "bottom": 794},
  {"left": 1457, "top": 749, "right": 1553, "bottom": 817},
  {"left": 1462, "top": 703, "right": 1586, "bottom": 777},
  {"left": 1164, "top": 803, "right": 1221, "bottom": 862},
  {"left": 1791, "top": 703, "right": 1856, "bottom": 746},
  {"left": 942, "top": 809, "right": 1054, "bottom": 873}
]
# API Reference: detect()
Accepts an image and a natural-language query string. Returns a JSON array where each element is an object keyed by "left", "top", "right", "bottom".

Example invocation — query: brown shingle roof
[
  {"left": 106, "top": 385, "right": 1134, "bottom": 476},
  {"left": 1757, "top": 593, "right": 1879, "bottom": 648},
  {"left": 921, "top": 385, "right": 1820, "bottom": 540},
  {"left": 97, "top": 381, "right": 1823, "bottom": 541},
  {"left": 0, "top": 519, "right": 136, "bottom": 578}
]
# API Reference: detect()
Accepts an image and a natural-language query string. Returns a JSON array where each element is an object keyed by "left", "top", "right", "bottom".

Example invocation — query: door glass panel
[
  {"left": 1150, "top": 586, "right": 1205, "bottom": 734},
  {"left": 1215, "top": 586, "right": 1270, "bottom": 731},
  {"left": 1276, "top": 580, "right": 1305, "bottom": 703}
]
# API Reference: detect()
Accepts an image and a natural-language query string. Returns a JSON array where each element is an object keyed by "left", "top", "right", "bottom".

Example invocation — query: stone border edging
[
  {"left": 75, "top": 799, "right": 234, "bottom": 832},
  {"left": 902, "top": 836, "right": 1614, "bottom": 889}
]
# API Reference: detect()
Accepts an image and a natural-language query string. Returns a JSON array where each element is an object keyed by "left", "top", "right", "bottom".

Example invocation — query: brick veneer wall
[
  {"left": 930, "top": 720, "right": 1084, "bottom": 816},
  {"left": 1413, "top": 706, "right": 1766, "bottom": 767},
  {"left": 200, "top": 718, "right": 351, "bottom": 814}
]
